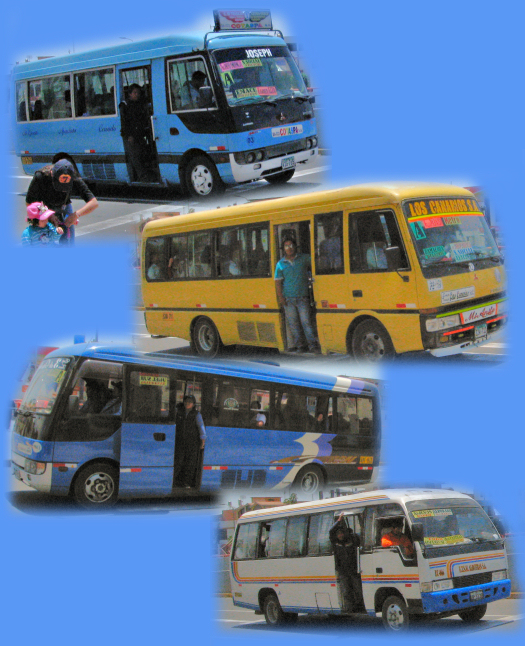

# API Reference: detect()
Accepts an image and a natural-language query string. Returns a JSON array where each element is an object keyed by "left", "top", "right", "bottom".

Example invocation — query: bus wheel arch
[
  {"left": 191, "top": 316, "right": 224, "bottom": 357},
  {"left": 70, "top": 459, "right": 120, "bottom": 509},
  {"left": 346, "top": 316, "right": 395, "bottom": 361},
  {"left": 292, "top": 463, "right": 326, "bottom": 494},
  {"left": 260, "top": 590, "right": 287, "bottom": 626},
  {"left": 180, "top": 150, "right": 224, "bottom": 198}
]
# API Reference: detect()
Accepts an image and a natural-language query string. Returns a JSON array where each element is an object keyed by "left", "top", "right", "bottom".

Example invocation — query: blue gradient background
[{"left": 2, "top": 1, "right": 523, "bottom": 644}]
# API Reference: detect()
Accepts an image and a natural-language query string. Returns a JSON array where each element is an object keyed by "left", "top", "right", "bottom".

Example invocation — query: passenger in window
[
  {"left": 275, "top": 236, "right": 321, "bottom": 354},
  {"left": 381, "top": 518, "right": 414, "bottom": 557},
  {"left": 366, "top": 244, "right": 387, "bottom": 269},
  {"left": 318, "top": 220, "right": 342, "bottom": 271},
  {"left": 173, "top": 395, "right": 206, "bottom": 489},
  {"left": 147, "top": 252, "right": 163, "bottom": 280},
  {"left": 228, "top": 247, "right": 242, "bottom": 275},
  {"left": 101, "top": 381, "right": 123, "bottom": 415},
  {"left": 329, "top": 512, "right": 364, "bottom": 613},
  {"left": 181, "top": 71, "right": 208, "bottom": 108},
  {"left": 79, "top": 379, "right": 110, "bottom": 415},
  {"left": 250, "top": 401, "right": 266, "bottom": 427},
  {"left": 119, "top": 84, "right": 151, "bottom": 182}
]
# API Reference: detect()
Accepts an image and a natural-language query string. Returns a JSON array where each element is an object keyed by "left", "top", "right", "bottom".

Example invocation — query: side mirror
[
  {"left": 309, "top": 94, "right": 316, "bottom": 104},
  {"left": 411, "top": 522, "right": 424, "bottom": 543}
]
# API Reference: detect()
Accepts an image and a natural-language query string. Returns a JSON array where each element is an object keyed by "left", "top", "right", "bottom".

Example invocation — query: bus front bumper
[
  {"left": 421, "top": 579, "right": 511, "bottom": 613},
  {"left": 11, "top": 453, "right": 52, "bottom": 493},
  {"left": 229, "top": 148, "right": 317, "bottom": 183},
  {"left": 429, "top": 326, "right": 504, "bottom": 357}
]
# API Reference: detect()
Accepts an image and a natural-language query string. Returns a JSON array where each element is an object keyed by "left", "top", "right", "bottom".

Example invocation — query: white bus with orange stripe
[
  {"left": 142, "top": 183, "right": 506, "bottom": 361},
  {"left": 230, "top": 488, "right": 510, "bottom": 630}
]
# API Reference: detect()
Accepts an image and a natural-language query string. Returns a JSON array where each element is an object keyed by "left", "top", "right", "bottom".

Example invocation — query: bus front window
[
  {"left": 14, "top": 357, "right": 72, "bottom": 439},
  {"left": 213, "top": 46, "right": 308, "bottom": 106}
]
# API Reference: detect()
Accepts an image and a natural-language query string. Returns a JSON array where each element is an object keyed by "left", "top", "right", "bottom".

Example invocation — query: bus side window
[
  {"left": 213, "top": 379, "right": 250, "bottom": 428},
  {"left": 307, "top": 511, "right": 334, "bottom": 556},
  {"left": 285, "top": 515, "right": 307, "bottom": 557},
  {"left": 127, "top": 370, "right": 171, "bottom": 422},
  {"left": 249, "top": 389, "right": 269, "bottom": 428},
  {"left": 233, "top": 523, "right": 258, "bottom": 560},
  {"left": 266, "top": 519, "right": 287, "bottom": 558},
  {"left": 349, "top": 210, "right": 409, "bottom": 273},
  {"left": 274, "top": 391, "right": 311, "bottom": 432},
  {"left": 145, "top": 237, "right": 168, "bottom": 282},
  {"left": 315, "top": 212, "right": 344, "bottom": 274},
  {"left": 334, "top": 395, "right": 374, "bottom": 448}
]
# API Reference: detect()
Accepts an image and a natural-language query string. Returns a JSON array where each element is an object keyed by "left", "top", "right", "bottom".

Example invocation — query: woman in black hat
[
  {"left": 173, "top": 395, "right": 206, "bottom": 489},
  {"left": 25, "top": 153, "right": 98, "bottom": 245}
]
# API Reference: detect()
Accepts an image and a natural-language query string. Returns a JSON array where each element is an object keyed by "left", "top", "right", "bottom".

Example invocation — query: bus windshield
[
  {"left": 213, "top": 46, "right": 308, "bottom": 106},
  {"left": 403, "top": 198, "right": 501, "bottom": 270},
  {"left": 407, "top": 499, "right": 500, "bottom": 547}
]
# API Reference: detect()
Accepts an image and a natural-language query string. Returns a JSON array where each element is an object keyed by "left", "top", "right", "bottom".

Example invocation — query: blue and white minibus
[
  {"left": 231, "top": 489, "right": 510, "bottom": 631},
  {"left": 11, "top": 344, "right": 379, "bottom": 507},
  {"left": 12, "top": 9, "right": 318, "bottom": 197}
]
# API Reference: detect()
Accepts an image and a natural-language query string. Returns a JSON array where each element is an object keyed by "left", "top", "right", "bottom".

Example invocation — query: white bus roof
[{"left": 238, "top": 489, "right": 474, "bottom": 522}]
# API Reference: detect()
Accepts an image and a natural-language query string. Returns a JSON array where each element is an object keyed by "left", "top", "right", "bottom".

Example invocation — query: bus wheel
[
  {"left": 264, "top": 169, "right": 295, "bottom": 185},
  {"left": 382, "top": 595, "right": 409, "bottom": 631},
  {"left": 192, "top": 318, "right": 223, "bottom": 357},
  {"left": 293, "top": 464, "right": 324, "bottom": 494},
  {"left": 351, "top": 320, "right": 395, "bottom": 361},
  {"left": 263, "top": 593, "right": 286, "bottom": 626},
  {"left": 185, "top": 156, "right": 224, "bottom": 198},
  {"left": 458, "top": 604, "right": 487, "bottom": 623},
  {"left": 73, "top": 463, "right": 119, "bottom": 509}
]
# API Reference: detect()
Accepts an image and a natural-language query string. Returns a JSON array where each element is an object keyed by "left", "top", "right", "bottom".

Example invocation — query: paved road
[{"left": 216, "top": 595, "right": 522, "bottom": 633}]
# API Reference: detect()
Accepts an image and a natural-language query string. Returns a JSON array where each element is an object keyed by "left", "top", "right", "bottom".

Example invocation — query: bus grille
[
  {"left": 237, "top": 321, "right": 258, "bottom": 342},
  {"left": 82, "top": 161, "right": 117, "bottom": 180},
  {"left": 257, "top": 322, "right": 277, "bottom": 343},
  {"left": 265, "top": 138, "right": 308, "bottom": 160},
  {"left": 453, "top": 572, "right": 492, "bottom": 588}
]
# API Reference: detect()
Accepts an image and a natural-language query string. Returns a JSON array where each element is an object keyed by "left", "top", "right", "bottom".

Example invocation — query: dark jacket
[
  {"left": 175, "top": 405, "right": 201, "bottom": 448},
  {"left": 26, "top": 170, "right": 94, "bottom": 220},
  {"left": 329, "top": 519, "right": 361, "bottom": 576},
  {"left": 119, "top": 99, "right": 150, "bottom": 140}
]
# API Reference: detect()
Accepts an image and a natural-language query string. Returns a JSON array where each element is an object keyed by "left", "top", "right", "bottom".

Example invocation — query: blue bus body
[
  {"left": 11, "top": 344, "right": 379, "bottom": 506},
  {"left": 13, "top": 24, "right": 318, "bottom": 197}
]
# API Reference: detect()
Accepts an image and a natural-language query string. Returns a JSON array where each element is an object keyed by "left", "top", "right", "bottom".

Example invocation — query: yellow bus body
[{"left": 142, "top": 183, "right": 506, "bottom": 358}]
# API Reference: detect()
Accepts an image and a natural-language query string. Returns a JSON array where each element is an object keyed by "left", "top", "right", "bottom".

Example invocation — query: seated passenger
[
  {"left": 250, "top": 401, "right": 267, "bottom": 427},
  {"left": 366, "top": 243, "right": 387, "bottom": 269},
  {"left": 101, "top": 381, "right": 123, "bottom": 415},
  {"left": 147, "top": 252, "right": 163, "bottom": 280},
  {"left": 80, "top": 379, "right": 110, "bottom": 415},
  {"left": 381, "top": 518, "right": 414, "bottom": 557}
]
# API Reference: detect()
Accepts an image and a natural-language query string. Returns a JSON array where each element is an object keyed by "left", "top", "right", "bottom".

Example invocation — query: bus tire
[
  {"left": 350, "top": 320, "right": 395, "bottom": 362},
  {"left": 292, "top": 464, "right": 324, "bottom": 494},
  {"left": 264, "top": 169, "right": 295, "bottom": 185},
  {"left": 184, "top": 155, "right": 224, "bottom": 198},
  {"left": 73, "top": 463, "right": 119, "bottom": 509},
  {"left": 263, "top": 593, "right": 286, "bottom": 626},
  {"left": 458, "top": 604, "right": 487, "bottom": 623},
  {"left": 192, "top": 318, "right": 224, "bottom": 357},
  {"left": 381, "top": 595, "right": 409, "bottom": 631}
]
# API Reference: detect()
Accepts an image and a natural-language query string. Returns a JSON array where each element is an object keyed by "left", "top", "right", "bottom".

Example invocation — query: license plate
[
  {"left": 281, "top": 156, "right": 295, "bottom": 170},
  {"left": 21, "top": 156, "right": 33, "bottom": 165},
  {"left": 470, "top": 589, "right": 483, "bottom": 601},
  {"left": 13, "top": 466, "right": 21, "bottom": 480},
  {"left": 475, "top": 322, "right": 487, "bottom": 339}
]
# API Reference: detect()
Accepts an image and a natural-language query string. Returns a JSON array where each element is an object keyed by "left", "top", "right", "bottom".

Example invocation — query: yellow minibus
[{"left": 141, "top": 183, "right": 506, "bottom": 360}]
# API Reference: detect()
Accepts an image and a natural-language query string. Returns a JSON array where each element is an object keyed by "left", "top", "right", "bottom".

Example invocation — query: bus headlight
[
  {"left": 422, "top": 579, "right": 453, "bottom": 592},
  {"left": 246, "top": 152, "right": 256, "bottom": 164},
  {"left": 24, "top": 458, "right": 46, "bottom": 475},
  {"left": 311, "top": 136, "right": 318, "bottom": 147},
  {"left": 426, "top": 314, "right": 460, "bottom": 332},
  {"left": 254, "top": 150, "right": 264, "bottom": 162},
  {"left": 492, "top": 570, "right": 507, "bottom": 581}
]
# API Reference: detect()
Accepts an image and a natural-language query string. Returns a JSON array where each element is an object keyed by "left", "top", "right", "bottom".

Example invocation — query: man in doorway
[
  {"left": 381, "top": 518, "right": 415, "bottom": 557},
  {"left": 274, "top": 236, "right": 320, "bottom": 353},
  {"left": 329, "top": 512, "right": 364, "bottom": 614},
  {"left": 119, "top": 83, "right": 151, "bottom": 182},
  {"left": 173, "top": 395, "right": 206, "bottom": 489}
]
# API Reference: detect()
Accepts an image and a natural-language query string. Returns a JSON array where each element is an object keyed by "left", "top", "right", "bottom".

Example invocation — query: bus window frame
[
  {"left": 27, "top": 72, "right": 74, "bottom": 122},
  {"left": 314, "top": 211, "right": 345, "bottom": 275},
  {"left": 166, "top": 54, "right": 219, "bottom": 114},
  {"left": 125, "top": 364, "right": 176, "bottom": 424},
  {"left": 73, "top": 64, "right": 117, "bottom": 119}
]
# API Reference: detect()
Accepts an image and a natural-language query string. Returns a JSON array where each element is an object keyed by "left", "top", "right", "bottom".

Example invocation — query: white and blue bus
[
  {"left": 11, "top": 344, "right": 380, "bottom": 507},
  {"left": 12, "top": 10, "right": 318, "bottom": 198}
]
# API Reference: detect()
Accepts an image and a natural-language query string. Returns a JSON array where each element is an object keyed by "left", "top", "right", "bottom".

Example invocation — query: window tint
[
  {"left": 337, "top": 395, "right": 374, "bottom": 444},
  {"left": 315, "top": 212, "right": 344, "bottom": 274},
  {"left": 307, "top": 512, "right": 334, "bottom": 556},
  {"left": 233, "top": 523, "right": 258, "bottom": 560},
  {"left": 211, "top": 379, "right": 250, "bottom": 427},
  {"left": 168, "top": 57, "right": 216, "bottom": 111},
  {"left": 266, "top": 519, "right": 287, "bottom": 558},
  {"left": 145, "top": 237, "right": 168, "bottom": 282},
  {"left": 274, "top": 390, "right": 324, "bottom": 432},
  {"left": 66, "top": 360, "right": 123, "bottom": 417},
  {"left": 216, "top": 224, "right": 270, "bottom": 278},
  {"left": 169, "top": 232, "right": 212, "bottom": 279},
  {"left": 349, "top": 210, "right": 409, "bottom": 272},
  {"left": 286, "top": 516, "right": 307, "bottom": 557},
  {"left": 74, "top": 67, "right": 115, "bottom": 117},
  {"left": 29, "top": 75, "right": 72, "bottom": 121},
  {"left": 127, "top": 370, "right": 171, "bottom": 422}
]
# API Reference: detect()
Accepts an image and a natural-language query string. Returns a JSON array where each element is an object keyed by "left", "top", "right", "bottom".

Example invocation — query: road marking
[{"left": 219, "top": 619, "right": 258, "bottom": 624}]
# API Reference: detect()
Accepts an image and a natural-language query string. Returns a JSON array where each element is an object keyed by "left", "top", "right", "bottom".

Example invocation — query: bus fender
[{"left": 374, "top": 587, "right": 405, "bottom": 614}]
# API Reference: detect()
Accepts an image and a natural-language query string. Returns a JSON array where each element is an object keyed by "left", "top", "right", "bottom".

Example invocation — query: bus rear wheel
[
  {"left": 292, "top": 464, "right": 324, "bottom": 494},
  {"left": 458, "top": 604, "right": 487, "bottom": 623},
  {"left": 350, "top": 320, "right": 395, "bottom": 361},
  {"left": 192, "top": 318, "right": 224, "bottom": 357},
  {"left": 263, "top": 593, "right": 286, "bottom": 626},
  {"left": 382, "top": 595, "right": 409, "bottom": 631},
  {"left": 264, "top": 169, "right": 295, "bottom": 185},
  {"left": 184, "top": 155, "right": 224, "bottom": 198},
  {"left": 73, "top": 463, "right": 119, "bottom": 509}
]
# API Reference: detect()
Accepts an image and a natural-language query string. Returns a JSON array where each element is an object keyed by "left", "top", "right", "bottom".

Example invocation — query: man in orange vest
[{"left": 381, "top": 518, "right": 414, "bottom": 557}]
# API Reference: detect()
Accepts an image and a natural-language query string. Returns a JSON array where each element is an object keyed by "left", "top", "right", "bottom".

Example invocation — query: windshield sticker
[
  {"left": 410, "top": 221, "right": 427, "bottom": 240},
  {"left": 423, "top": 245, "right": 446, "bottom": 258},
  {"left": 413, "top": 509, "right": 453, "bottom": 518},
  {"left": 139, "top": 374, "right": 168, "bottom": 387},
  {"left": 424, "top": 535, "right": 465, "bottom": 546},
  {"left": 235, "top": 86, "right": 277, "bottom": 99},
  {"left": 272, "top": 124, "right": 304, "bottom": 138},
  {"left": 219, "top": 59, "right": 263, "bottom": 72},
  {"left": 224, "top": 398, "right": 239, "bottom": 410},
  {"left": 449, "top": 241, "right": 475, "bottom": 260},
  {"left": 246, "top": 48, "right": 273, "bottom": 58},
  {"left": 422, "top": 217, "right": 444, "bottom": 229},
  {"left": 441, "top": 286, "right": 475, "bottom": 305},
  {"left": 407, "top": 198, "right": 482, "bottom": 220},
  {"left": 444, "top": 216, "right": 461, "bottom": 225},
  {"left": 427, "top": 277, "right": 443, "bottom": 292}
]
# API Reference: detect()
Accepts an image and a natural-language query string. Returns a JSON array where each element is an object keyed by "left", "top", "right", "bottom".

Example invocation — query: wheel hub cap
[
  {"left": 362, "top": 332, "right": 385, "bottom": 360},
  {"left": 191, "top": 165, "right": 213, "bottom": 196},
  {"left": 386, "top": 603, "right": 404, "bottom": 629},
  {"left": 85, "top": 473, "right": 114, "bottom": 503}
]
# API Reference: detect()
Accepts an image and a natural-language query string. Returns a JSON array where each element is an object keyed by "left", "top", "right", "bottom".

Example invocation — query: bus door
[
  {"left": 120, "top": 365, "right": 176, "bottom": 496},
  {"left": 359, "top": 505, "right": 418, "bottom": 610},
  {"left": 118, "top": 64, "right": 161, "bottom": 183},
  {"left": 274, "top": 220, "right": 318, "bottom": 350}
]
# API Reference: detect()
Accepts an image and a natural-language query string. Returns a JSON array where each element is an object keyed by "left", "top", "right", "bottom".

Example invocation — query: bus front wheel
[
  {"left": 192, "top": 318, "right": 224, "bottom": 357},
  {"left": 382, "top": 595, "right": 409, "bottom": 631},
  {"left": 264, "top": 169, "right": 295, "bottom": 185},
  {"left": 292, "top": 464, "right": 324, "bottom": 494},
  {"left": 350, "top": 320, "right": 395, "bottom": 361},
  {"left": 263, "top": 593, "right": 287, "bottom": 626},
  {"left": 184, "top": 156, "right": 224, "bottom": 198},
  {"left": 73, "top": 463, "right": 119, "bottom": 509},
  {"left": 458, "top": 604, "right": 487, "bottom": 623}
]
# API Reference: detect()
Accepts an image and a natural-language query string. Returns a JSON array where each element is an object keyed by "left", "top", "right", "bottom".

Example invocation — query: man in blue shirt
[{"left": 274, "top": 236, "right": 320, "bottom": 353}]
